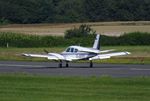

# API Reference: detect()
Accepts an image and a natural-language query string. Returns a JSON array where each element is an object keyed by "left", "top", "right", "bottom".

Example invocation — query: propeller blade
[{"left": 43, "top": 49, "right": 49, "bottom": 53}]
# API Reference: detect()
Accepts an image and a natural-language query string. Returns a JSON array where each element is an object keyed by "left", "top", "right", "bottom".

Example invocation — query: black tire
[
  {"left": 90, "top": 61, "right": 93, "bottom": 68},
  {"left": 59, "top": 63, "right": 62, "bottom": 68},
  {"left": 66, "top": 63, "right": 69, "bottom": 67}
]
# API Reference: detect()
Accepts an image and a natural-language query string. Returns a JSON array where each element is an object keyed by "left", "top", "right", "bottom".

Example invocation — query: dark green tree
[
  {"left": 64, "top": 24, "right": 96, "bottom": 38},
  {"left": 54, "top": 0, "right": 85, "bottom": 23},
  {"left": 0, "top": 0, "right": 150, "bottom": 23}
]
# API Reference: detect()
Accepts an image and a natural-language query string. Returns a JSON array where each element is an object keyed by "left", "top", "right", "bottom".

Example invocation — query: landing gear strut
[
  {"left": 90, "top": 60, "right": 93, "bottom": 68},
  {"left": 66, "top": 61, "right": 69, "bottom": 67},
  {"left": 59, "top": 60, "right": 62, "bottom": 68}
]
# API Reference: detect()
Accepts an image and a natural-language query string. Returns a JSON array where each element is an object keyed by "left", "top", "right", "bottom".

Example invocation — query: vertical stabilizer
[{"left": 93, "top": 34, "right": 100, "bottom": 50}]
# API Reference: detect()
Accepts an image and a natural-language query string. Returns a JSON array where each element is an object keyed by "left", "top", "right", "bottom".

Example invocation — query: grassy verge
[
  {"left": 0, "top": 46, "right": 149, "bottom": 64},
  {"left": 0, "top": 74, "right": 150, "bottom": 101}
]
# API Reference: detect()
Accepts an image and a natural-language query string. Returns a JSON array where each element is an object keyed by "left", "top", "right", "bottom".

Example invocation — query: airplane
[{"left": 22, "top": 34, "right": 130, "bottom": 67}]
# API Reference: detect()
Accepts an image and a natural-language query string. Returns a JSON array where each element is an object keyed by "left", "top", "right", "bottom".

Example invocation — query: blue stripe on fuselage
[{"left": 61, "top": 52, "right": 97, "bottom": 60}]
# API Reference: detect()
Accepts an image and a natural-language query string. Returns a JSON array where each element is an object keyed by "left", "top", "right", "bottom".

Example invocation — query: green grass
[
  {"left": 0, "top": 74, "right": 150, "bottom": 101},
  {"left": 0, "top": 46, "right": 150, "bottom": 64}
]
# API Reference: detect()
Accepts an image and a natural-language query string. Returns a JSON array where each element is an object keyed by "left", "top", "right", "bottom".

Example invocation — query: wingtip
[
  {"left": 126, "top": 52, "right": 131, "bottom": 55},
  {"left": 22, "top": 53, "right": 29, "bottom": 56}
]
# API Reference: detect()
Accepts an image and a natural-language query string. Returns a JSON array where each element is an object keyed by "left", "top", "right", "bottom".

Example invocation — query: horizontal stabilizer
[
  {"left": 100, "top": 49, "right": 115, "bottom": 53},
  {"left": 78, "top": 49, "right": 100, "bottom": 54}
]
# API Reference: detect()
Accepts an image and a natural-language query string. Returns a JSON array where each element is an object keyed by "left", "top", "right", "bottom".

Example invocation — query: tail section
[{"left": 93, "top": 34, "right": 100, "bottom": 50}]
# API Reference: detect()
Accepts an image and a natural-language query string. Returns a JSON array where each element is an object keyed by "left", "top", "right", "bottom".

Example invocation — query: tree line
[{"left": 0, "top": 0, "right": 150, "bottom": 24}]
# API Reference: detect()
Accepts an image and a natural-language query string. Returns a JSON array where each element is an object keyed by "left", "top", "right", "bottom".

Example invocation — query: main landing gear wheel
[
  {"left": 90, "top": 61, "right": 93, "bottom": 68},
  {"left": 59, "top": 61, "right": 62, "bottom": 68},
  {"left": 66, "top": 62, "right": 69, "bottom": 67}
]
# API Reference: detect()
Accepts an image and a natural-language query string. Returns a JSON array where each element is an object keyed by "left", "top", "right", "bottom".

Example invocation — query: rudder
[{"left": 93, "top": 34, "right": 100, "bottom": 50}]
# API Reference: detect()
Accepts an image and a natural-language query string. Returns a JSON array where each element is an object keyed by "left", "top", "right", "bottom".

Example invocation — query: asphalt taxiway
[{"left": 0, "top": 61, "right": 150, "bottom": 77}]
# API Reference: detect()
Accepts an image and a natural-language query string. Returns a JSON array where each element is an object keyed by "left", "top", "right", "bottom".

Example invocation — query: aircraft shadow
[{"left": 24, "top": 65, "right": 117, "bottom": 69}]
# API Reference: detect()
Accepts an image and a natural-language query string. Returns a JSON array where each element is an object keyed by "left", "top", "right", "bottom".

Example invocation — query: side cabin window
[
  {"left": 66, "top": 48, "right": 78, "bottom": 53},
  {"left": 74, "top": 49, "right": 78, "bottom": 52}
]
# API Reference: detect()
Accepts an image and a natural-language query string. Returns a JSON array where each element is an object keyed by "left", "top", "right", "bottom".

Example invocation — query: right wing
[{"left": 89, "top": 52, "right": 130, "bottom": 60}]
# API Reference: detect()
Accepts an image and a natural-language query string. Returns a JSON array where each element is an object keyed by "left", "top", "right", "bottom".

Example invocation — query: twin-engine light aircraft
[{"left": 23, "top": 34, "right": 130, "bottom": 67}]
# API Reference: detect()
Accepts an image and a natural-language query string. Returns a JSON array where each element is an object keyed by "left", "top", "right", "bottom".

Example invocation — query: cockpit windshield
[
  {"left": 65, "top": 47, "right": 78, "bottom": 53},
  {"left": 66, "top": 48, "right": 71, "bottom": 52},
  {"left": 71, "top": 48, "right": 74, "bottom": 52}
]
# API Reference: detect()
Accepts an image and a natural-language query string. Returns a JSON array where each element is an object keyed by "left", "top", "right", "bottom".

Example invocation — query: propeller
[{"left": 43, "top": 49, "right": 49, "bottom": 54}]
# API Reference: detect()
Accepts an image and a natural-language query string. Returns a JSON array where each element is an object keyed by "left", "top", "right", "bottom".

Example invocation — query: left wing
[
  {"left": 89, "top": 52, "right": 130, "bottom": 60},
  {"left": 22, "top": 53, "right": 70, "bottom": 61}
]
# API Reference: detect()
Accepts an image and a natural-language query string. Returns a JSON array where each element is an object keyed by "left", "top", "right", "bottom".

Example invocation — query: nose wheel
[
  {"left": 58, "top": 61, "right": 69, "bottom": 68},
  {"left": 66, "top": 62, "right": 69, "bottom": 67}
]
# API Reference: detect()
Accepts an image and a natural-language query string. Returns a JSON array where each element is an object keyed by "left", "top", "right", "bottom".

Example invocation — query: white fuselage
[{"left": 61, "top": 46, "right": 98, "bottom": 61}]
